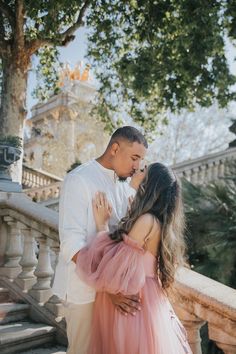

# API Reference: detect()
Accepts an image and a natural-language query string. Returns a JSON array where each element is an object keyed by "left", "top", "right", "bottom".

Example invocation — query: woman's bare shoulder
[{"left": 127, "top": 213, "right": 160, "bottom": 245}]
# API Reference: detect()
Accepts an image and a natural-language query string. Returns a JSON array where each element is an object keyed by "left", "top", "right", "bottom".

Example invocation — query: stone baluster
[
  {"left": 30, "top": 233, "right": 54, "bottom": 303},
  {"left": 43, "top": 188, "right": 51, "bottom": 201},
  {"left": 173, "top": 305, "right": 205, "bottom": 354},
  {"left": 56, "top": 186, "right": 60, "bottom": 198},
  {"left": 45, "top": 241, "right": 64, "bottom": 318},
  {"left": 3, "top": 217, "right": 22, "bottom": 279},
  {"left": 224, "top": 157, "right": 231, "bottom": 177},
  {"left": 0, "top": 216, "right": 7, "bottom": 267},
  {"left": 198, "top": 165, "right": 206, "bottom": 185},
  {"left": 206, "top": 162, "right": 214, "bottom": 183},
  {"left": 183, "top": 169, "right": 192, "bottom": 182},
  {"left": 208, "top": 325, "right": 236, "bottom": 354},
  {"left": 15, "top": 224, "right": 38, "bottom": 291},
  {"left": 212, "top": 161, "right": 219, "bottom": 181},
  {"left": 191, "top": 167, "right": 200, "bottom": 185},
  {"left": 28, "top": 171, "right": 32, "bottom": 186},
  {"left": 49, "top": 187, "right": 54, "bottom": 200},
  {"left": 218, "top": 160, "right": 225, "bottom": 178}
]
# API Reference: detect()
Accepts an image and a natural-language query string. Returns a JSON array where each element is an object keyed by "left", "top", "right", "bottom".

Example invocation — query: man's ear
[{"left": 110, "top": 142, "right": 119, "bottom": 156}]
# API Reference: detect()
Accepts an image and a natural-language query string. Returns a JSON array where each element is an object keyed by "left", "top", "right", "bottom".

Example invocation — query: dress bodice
[{"left": 143, "top": 251, "right": 156, "bottom": 278}]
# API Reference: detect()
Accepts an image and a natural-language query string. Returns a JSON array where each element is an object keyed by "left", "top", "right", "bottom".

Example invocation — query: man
[{"left": 52, "top": 126, "right": 148, "bottom": 354}]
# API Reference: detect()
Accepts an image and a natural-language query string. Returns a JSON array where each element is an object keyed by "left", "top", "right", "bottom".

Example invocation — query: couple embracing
[{"left": 53, "top": 126, "right": 192, "bottom": 354}]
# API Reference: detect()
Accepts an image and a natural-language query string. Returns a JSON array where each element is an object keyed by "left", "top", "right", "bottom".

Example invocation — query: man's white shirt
[{"left": 52, "top": 160, "right": 135, "bottom": 304}]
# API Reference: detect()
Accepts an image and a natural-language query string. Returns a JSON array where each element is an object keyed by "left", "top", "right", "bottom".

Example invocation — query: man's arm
[{"left": 59, "top": 173, "right": 89, "bottom": 263}]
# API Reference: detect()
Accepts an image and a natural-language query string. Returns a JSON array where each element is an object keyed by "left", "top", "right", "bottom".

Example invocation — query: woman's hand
[
  {"left": 92, "top": 192, "right": 112, "bottom": 232},
  {"left": 129, "top": 165, "right": 147, "bottom": 191}
]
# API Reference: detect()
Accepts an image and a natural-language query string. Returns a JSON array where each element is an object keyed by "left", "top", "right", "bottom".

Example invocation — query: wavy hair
[{"left": 109, "top": 162, "right": 186, "bottom": 289}]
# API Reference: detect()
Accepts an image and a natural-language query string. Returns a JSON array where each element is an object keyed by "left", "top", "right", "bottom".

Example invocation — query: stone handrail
[
  {"left": 22, "top": 164, "right": 62, "bottom": 189},
  {"left": 172, "top": 267, "right": 236, "bottom": 354},
  {"left": 0, "top": 191, "right": 236, "bottom": 352},
  {"left": 173, "top": 147, "right": 236, "bottom": 185}
]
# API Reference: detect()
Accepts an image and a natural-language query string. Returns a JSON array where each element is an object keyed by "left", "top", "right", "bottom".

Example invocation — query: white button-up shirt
[{"left": 52, "top": 159, "right": 135, "bottom": 304}]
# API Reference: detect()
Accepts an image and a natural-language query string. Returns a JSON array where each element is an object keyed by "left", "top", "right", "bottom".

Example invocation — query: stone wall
[{"left": 24, "top": 83, "right": 109, "bottom": 178}]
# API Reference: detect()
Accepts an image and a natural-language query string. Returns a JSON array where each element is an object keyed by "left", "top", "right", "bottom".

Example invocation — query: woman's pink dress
[{"left": 76, "top": 232, "right": 192, "bottom": 354}]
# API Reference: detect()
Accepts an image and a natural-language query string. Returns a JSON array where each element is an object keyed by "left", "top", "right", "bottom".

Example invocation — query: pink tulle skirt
[{"left": 88, "top": 278, "right": 191, "bottom": 354}]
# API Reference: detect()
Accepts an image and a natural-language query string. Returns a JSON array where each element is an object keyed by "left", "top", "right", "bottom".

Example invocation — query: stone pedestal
[{"left": 0, "top": 180, "right": 22, "bottom": 192}]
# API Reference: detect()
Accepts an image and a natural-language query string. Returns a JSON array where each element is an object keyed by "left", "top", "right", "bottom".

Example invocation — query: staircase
[{"left": 0, "top": 284, "right": 66, "bottom": 354}]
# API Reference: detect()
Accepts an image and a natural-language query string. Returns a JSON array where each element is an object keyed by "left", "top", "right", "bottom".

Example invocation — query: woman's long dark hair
[{"left": 110, "top": 163, "right": 186, "bottom": 289}]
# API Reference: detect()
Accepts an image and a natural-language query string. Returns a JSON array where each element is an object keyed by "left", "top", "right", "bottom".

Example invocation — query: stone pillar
[
  {"left": 174, "top": 306, "right": 205, "bottom": 354},
  {"left": 209, "top": 325, "right": 236, "bottom": 354}
]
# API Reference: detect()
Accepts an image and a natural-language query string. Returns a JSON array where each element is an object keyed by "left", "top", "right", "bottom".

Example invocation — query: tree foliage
[
  {"left": 32, "top": 46, "right": 61, "bottom": 102},
  {"left": 86, "top": 0, "right": 236, "bottom": 134},
  {"left": 148, "top": 103, "right": 235, "bottom": 165},
  {"left": 1, "top": 1, "right": 236, "bottom": 138},
  {"left": 183, "top": 159, "right": 236, "bottom": 289}
]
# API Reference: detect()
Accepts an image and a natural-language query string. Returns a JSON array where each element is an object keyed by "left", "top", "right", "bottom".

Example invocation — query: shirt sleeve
[{"left": 59, "top": 172, "right": 89, "bottom": 263}]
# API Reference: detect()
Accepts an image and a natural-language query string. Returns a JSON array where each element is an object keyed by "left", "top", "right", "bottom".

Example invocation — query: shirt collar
[{"left": 93, "top": 159, "right": 116, "bottom": 182}]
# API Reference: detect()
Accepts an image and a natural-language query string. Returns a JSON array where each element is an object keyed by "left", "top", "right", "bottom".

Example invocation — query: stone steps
[
  {"left": 0, "top": 303, "right": 29, "bottom": 324},
  {"left": 0, "top": 283, "right": 65, "bottom": 352},
  {"left": 0, "top": 321, "right": 56, "bottom": 354},
  {"left": 20, "top": 344, "right": 66, "bottom": 353},
  {"left": 0, "top": 287, "right": 10, "bottom": 302}
]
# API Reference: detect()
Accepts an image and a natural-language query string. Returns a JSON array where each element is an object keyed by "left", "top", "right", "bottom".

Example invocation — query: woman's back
[{"left": 127, "top": 213, "right": 161, "bottom": 258}]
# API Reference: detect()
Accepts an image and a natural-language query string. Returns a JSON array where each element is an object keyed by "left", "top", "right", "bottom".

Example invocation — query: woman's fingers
[{"left": 95, "top": 192, "right": 110, "bottom": 209}]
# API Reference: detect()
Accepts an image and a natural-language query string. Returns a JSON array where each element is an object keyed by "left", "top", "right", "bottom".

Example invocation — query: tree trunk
[
  {"left": 0, "top": 58, "right": 28, "bottom": 137},
  {"left": 0, "top": 57, "right": 28, "bottom": 183}
]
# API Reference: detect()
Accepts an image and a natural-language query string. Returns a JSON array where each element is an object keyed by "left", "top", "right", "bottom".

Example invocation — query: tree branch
[
  {"left": 25, "top": 38, "right": 52, "bottom": 56},
  {"left": 15, "top": 0, "right": 25, "bottom": 50},
  {"left": 57, "top": 0, "right": 91, "bottom": 45},
  {"left": 0, "top": 0, "right": 15, "bottom": 29},
  {"left": 25, "top": 0, "right": 92, "bottom": 56}
]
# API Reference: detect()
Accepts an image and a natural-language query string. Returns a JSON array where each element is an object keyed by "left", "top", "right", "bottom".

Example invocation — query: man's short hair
[{"left": 109, "top": 126, "right": 148, "bottom": 148}]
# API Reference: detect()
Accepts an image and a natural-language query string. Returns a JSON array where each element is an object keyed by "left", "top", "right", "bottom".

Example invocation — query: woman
[{"left": 76, "top": 162, "right": 192, "bottom": 354}]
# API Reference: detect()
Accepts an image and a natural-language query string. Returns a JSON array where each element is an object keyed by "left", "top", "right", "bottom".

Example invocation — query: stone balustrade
[
  {"left": 172, "top": 267, "right": 236, "bottom": 354},
  {"left": 22, "top": 164, "right": 62, "bottom": 189},
  {"left": 173, "top": 147, "right": 236, "bottom": 185},
  {"left": 0, "top": 191, "right": 235, "bottom": 352},
  {"left": 22, "top": 148, "right": 236, "bottom": 207},
  {"left": 24, "top": 181, "right": 61, "bottom": 202}
]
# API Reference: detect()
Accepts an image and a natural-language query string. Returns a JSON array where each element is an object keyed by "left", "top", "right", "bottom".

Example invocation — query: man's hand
[{"left": 108, "top": 293, "right": 141, "bottom": 316}]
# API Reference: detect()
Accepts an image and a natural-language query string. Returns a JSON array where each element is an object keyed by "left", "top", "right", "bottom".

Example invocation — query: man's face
[{"left": 111, "top": 140, "right": 147, "bottom": 180}]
